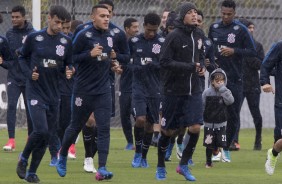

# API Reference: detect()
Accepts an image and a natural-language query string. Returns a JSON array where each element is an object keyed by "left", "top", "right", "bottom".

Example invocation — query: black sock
[
  {"left": 82, "top": 125, "right": 94, "bottom": 158},
  {"left": 272, "top": 148, "right": 279, "bottom": 157},
  {"left": 177, "top": 134, "right": 184, "bottom": 145},
  {"left": 180, "top": 131, "right": 199, "bottom": 165},
  {"left": 134, "top": 125, "right": 144, "bottom": 153},
  {"left": 206, "top": 148, "right": 213, "bottom": 165},
  {"left": 142, "top": 132, "right": 153, "bottom": 159},
  {"left": 157, "top": 133, "right": 170, "bottom": 167},
  {"left": 153, "top": 131, "right": 159, "bottom": 138},
  {"left": 91, "top": 126, "right": 97, "bottom": 158}
]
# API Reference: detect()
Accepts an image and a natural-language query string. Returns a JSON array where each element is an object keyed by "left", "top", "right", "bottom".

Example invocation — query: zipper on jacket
[{"left": 189, "top": 32, "right": 195, "bottom": 95}]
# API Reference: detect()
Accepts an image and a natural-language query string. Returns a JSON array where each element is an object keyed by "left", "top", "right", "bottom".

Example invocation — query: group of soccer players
[{"left": 1, "top": 0, "right": 282, "bottom": 183}]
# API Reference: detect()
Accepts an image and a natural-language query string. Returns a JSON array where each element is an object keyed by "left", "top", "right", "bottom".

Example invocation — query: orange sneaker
[
  {"left": 68, "top": 144, "right": 76, "bottom": 159},
  {"left": 3, "top": 138, "right": 15, "bottom": 151}
]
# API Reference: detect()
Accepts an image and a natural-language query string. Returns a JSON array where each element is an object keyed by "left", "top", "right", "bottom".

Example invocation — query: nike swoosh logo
[{"left": 182, "top": 45, "right": 188, "bottom": 48}]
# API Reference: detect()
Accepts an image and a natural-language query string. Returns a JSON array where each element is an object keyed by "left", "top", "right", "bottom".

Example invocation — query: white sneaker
[
  {"left": 212, "top": 151, "right": 221, "bottom": 162},
  {"left": 176, "top": 144, "right": 184, "bottom": 160},
  {"left": 83, "top": 157, "right": 97, "bottom": 173},
  {"left": 221, "top": 148, "right": 231, "bottom": 162},
  {"left": 265, "top": 148, "right": 280, "bottom": 175}
]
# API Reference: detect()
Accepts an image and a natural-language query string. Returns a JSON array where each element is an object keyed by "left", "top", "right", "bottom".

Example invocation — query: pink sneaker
[{"left": 68, "top": 144, "right": 76, "bottom": 159}]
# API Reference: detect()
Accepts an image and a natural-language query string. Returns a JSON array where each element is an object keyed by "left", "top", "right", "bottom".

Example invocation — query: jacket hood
[
  {"left": 13, "top": 21, "right": 34, "bottom": 32},
  {"left": 174, "top": 18, "right": 197, "bottom": 34},
  {"left": 210, "top": 68, "right": 228, "bottom": 85}
]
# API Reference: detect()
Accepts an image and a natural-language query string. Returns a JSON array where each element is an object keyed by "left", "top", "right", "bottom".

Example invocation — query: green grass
[{"left": 0, "top": 128, "right": 281, "bottom": 184}]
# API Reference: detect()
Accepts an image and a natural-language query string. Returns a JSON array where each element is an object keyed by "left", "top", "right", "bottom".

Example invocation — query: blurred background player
[
  {"left": 231, "top": 18, "right": 264, "bottom": 151},
  {"left": 3, "top": 5, "right": 35, "bottom": 152},
  {"left": 118, "top": 17, "right": 139, "bottom": 150}
]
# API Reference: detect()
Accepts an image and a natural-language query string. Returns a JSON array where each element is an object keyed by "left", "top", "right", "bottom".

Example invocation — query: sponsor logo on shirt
[
  {"left": 140, "top": 57, "right": 152, "bottom": 65},
  {"left": 43, "top": 59, "right": 57, "bottom": 68},
  {"left": 161, "top": 117, "right": 166, "bottom": 126},
  {"left": 60, "top": 37, "right": 67, "bottom": 44}
]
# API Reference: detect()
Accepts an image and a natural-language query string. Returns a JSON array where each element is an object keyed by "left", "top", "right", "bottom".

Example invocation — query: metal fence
[{"left": 0, "top": 0, "right": 278, "bottom": 128}]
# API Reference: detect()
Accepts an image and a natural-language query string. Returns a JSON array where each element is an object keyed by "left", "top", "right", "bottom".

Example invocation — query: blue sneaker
[
  {"left": 141, "top": 158, "right": 149, "bottom": 168},
  {"left": 16, "top": 152, "right": 28, "bottom": 179},
  {"left": 155, "top": 167, "right": 167, "bottom": 180},
  {"left": 56, "top": 155, "right": 67, "bottom": 177},
  {"left": 165, "top": 143, "right": 174, "bottom": 161},
  {"left": 221, "top": 148, "right": 231, "bottom": 162},
  {"left": 125, "top": 143, "right": 135, "bottom": 150},
  {"left": 176, "top": 165, "right": 196, "bottom": 181},
  {"left": 95, "top": 166, "right": 113, "bottom": 181},
  {"left": 188, "top": 159, "right": 195, "bottom": 166},
  {"left": 131, "top": 153, "right": 142, "bottom": 168},
  {"left": 49, "top": 157, "right": 58, "bottom": 167}
]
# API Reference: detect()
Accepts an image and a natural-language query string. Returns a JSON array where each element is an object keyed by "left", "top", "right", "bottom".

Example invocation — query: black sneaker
[
  {"left": 253, "top": 142, "right": 262, "bottom": 150},
  {"left": 17, "top": 153, "right": 28, "bottom": 179},
  {"left": 25, "top": 173, "right": 40, "bottom": 183}
]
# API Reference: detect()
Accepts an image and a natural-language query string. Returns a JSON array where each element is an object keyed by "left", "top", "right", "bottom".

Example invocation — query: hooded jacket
[
  {"left": 202, "top": 68, "right": 234, "bottom": 124},
  {"left": 6, "top": 21, "right": 35, "bottom": 86},
  {"left": 160, "top": 19, "right": 205, "bottom": 96}
]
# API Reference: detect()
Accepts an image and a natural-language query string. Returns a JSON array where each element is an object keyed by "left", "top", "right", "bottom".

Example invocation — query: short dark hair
[
  {"left": 49, "top": 5, "right": 70, "bottom": 21},
  {"left": 197, "top": 10, "right": 204, "bottom": 20},
  {"left": 124, "top": 18, "right": 138, "bottom": 29},
  {"left": 221, "top": 0, "right": 236, "bottom": 10},
  {"left": 70, "top": 20, "right": 83, "bottom": 33},
  {"left": 98, "top": 0, "right": 114, "bottom": 11},
  {"left": 12, "top": 5, "right": 26, "bottom": 16},
  {"left": 91, "top": 4, "right": 109, "bottom": 14},
  {"left": 144, "top": 13, "right": 161, "bottom": 26}
]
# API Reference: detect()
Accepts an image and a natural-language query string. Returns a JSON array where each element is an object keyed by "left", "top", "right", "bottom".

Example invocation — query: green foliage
[{"left": 0, "top": 128, "right": 280, "bottom": 184}]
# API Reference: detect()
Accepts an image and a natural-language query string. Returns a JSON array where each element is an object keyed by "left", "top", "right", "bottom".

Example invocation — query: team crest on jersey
[
  {"left": 56, "top": 45, "right": 65, "bottom": 56},
  {"left": 233, "top": 25, "right": 240, "bottom": 30},
  {"left": 113, "top": 28, "right": 120, "bottom": 34},
  {"left": 198, "top": 39, "right": 203, "bottom": 49},
  {"left": 85, "top": 32, "right": 92, "bottom": 38},
  {"left": 152, "top": 44, "right": 161, "bottom": 54},
  {"left": 75, "top": 97, "right": 82, "bottom": 106},
  {"left": 60, "top": 37, "right": 67, "bottom": 44},
  {"left": 30, "top": 99, "right": 38, "bottom": 106},
  {"left": 161, "top": 117, "right": 166, "bottom": 126},
  {"left": 0, "top": 38, "right": 3, "bottom": 43},
  {"left": 227, "top": 33, "right": 236, "bottom": 43},
  {"left": 35, "top": 35, "right": 44, "bottom": 41},
  {"left": 205, "top": 134, "right": 213, "bottom": 144},
  {"left": 213, "top": 23, "right": 219, "bottom": 28},
  {"left": 22, "top": 35, "right": 27, "bottom": 44},
  {"left": 131, "top": 37, "right": 139, "bottom": 43},
  {"left": 107, "top": 37, "right": 113, "bottom": 47},
  {"left": 158, "top": 37, "right": 165, "bottom": 43}
]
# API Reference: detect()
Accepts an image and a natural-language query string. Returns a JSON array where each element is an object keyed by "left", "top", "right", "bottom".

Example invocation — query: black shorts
[{"left": 203, "top": 126, "right": 226, "bottom": 148}]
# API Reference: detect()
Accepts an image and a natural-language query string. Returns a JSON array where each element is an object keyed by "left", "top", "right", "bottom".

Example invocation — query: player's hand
[
  {"left": 66, "top": 66, "right": 75, "bottom": 79},
  {"left": 110, "top": 49, "right": 116, "bottom": 59},
  {"left": 205, "top": 58, "right": 210, "bottom": 67},
  {"left": 90, "top": 44, "right": 103, "bottom": 58},
  {"left": 262, "top": 84, "right": 275, "bottom": 94},
  {"left": 32, "top": 66, "right": 39, "bottom": 81},
  {"left": 0, "top": 56, "right": 3, "bottom": 65},
  {"left": 220, "top": 47, "right": 234, "bottom": 57},
  {"left": 198, "top": 67, "right": 206, "bottom": 76},
  {"left": 111, "top": 60, "right": 123, "bottom": 74}
]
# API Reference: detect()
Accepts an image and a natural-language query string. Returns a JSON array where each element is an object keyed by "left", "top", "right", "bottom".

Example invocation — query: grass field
[{"left": 0, "top": 128, "right": 281, "bottom": 184}]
